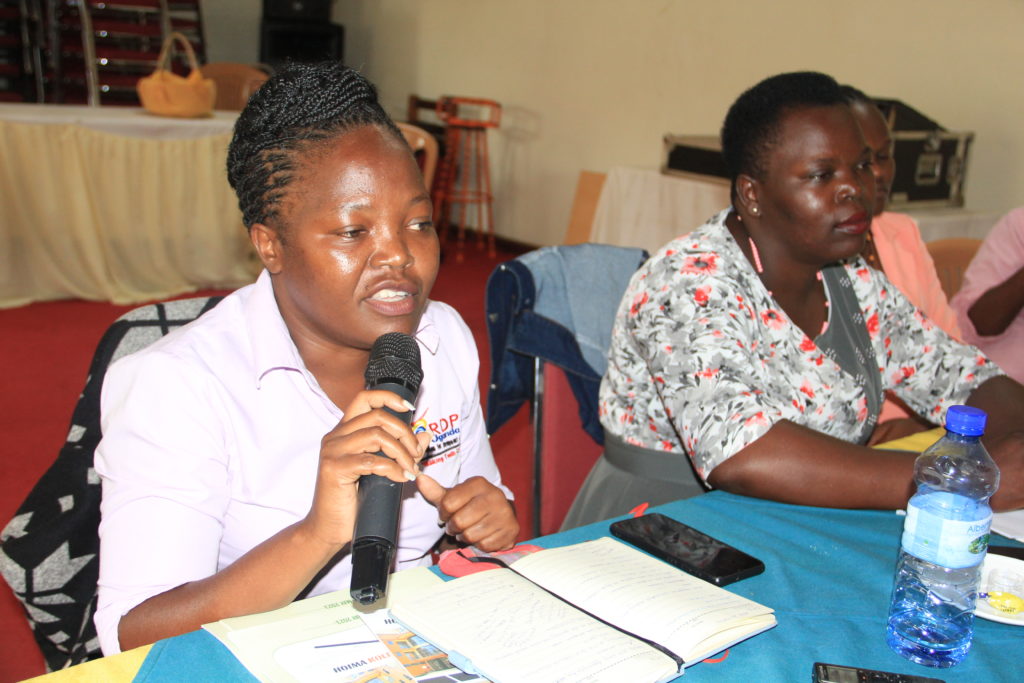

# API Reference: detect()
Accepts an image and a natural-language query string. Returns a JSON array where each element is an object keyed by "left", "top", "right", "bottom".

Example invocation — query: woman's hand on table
[
  {"left": 968, "top": 375, "right": 1024, "bottom": 511},
  {"left": 417, "top": 474, "right": 519, "bottom": 552},
  {"left": 985, "top": 430, "right": 1024, "bottom": 512}
]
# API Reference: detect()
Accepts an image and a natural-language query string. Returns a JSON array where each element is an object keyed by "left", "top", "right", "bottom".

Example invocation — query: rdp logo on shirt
[{"left": 420, "top": 412, "right": 462, "bottom": 465}]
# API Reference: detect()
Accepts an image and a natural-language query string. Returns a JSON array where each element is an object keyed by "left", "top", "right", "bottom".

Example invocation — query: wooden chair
[
  {"left": 396, "top": 121, "right": 439, "bottom": 191},
  {"left": 198, "top": 62, "right": 271, "bottom": 111},
  {"left": 926, "top": 237, "right": 983, "bottom": 299},
  {"left": 432, "top": 96, "right": 502, "bottom": 259},
  {"left": 407, "top": 94, "right": 445, "bottom": 128},
  {"left": 563, "top": 170, "right": 608, "bottom": 244}
]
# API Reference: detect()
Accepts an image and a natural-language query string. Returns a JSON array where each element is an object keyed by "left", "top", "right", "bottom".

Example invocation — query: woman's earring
[
  {"left": 748, "top": 237, "right": 765, "bottom": 274},
  {"left": 751, "top": 206, "right": 759, "bottom": 216}
]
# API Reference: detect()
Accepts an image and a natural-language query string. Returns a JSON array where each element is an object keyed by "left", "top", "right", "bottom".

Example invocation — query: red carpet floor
[{"left": 0, "top": 241, "right": 532, "bottom": 681}]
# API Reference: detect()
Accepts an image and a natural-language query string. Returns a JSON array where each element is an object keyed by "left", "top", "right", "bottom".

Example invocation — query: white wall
[
  {"left": 202, "top": 0, "right": 261, "bottom": 64},
  {"left": 332, "top": 0, "right": 1024, "bottom": 247}
]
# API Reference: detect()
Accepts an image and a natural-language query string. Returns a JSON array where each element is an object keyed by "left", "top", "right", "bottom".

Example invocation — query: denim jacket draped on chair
[{"left": 485, "top": 244, "right": 649, "bottom": 444}]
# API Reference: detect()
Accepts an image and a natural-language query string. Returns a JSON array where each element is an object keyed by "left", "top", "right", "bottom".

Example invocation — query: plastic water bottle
[{"left": 885, "top": 405, "right": 1000, "bottom": 668}]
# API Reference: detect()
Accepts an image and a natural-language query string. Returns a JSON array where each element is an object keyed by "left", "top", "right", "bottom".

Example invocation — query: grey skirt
[{"left": 559, "top": 431, "right": 707, "bottom": 531}]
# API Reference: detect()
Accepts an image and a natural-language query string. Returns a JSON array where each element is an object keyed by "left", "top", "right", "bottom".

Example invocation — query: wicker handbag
[{"left": 136, "top": 31, "right": 216, "bottom": 118}]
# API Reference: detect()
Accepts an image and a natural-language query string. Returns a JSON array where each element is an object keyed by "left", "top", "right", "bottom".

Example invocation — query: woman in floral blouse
[{"left": 563, "top": 72, "right": 1024, "bottom": 527}]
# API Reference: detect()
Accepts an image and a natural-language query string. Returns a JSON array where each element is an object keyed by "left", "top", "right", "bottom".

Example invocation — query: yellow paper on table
[
  {"left": 875, "top": 427, "right": 943, "bottom": 453},
  {"left": 22, "top": 645, "right": 153, "bottom": 683}
]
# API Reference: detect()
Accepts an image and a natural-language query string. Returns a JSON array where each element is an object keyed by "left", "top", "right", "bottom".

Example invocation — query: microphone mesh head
[{"left": 365, "top": 332, "right": 423, "bottom": 391}]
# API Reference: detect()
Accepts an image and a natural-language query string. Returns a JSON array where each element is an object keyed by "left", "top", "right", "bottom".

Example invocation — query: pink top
[
  {"left": 871, "top": 212, "right": 963, "bottom": 423},
  {"left": 951, "top": 208, "right": 1024, "bottom": 383},
  {"left": 94, "top": 270, "right": 510, "bottom": 654},
  {"left": 871, "top": 212, "right": 961, "bottom": 339}
]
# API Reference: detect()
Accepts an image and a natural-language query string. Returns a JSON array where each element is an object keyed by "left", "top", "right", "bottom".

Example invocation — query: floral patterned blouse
[{"left": 599, "top": 209, "right": 1002, "bottom": 482}]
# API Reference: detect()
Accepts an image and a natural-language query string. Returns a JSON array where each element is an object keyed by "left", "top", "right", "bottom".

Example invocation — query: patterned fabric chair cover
[{"left": 0, "top": 296, "right": 223, "bottom": 671}]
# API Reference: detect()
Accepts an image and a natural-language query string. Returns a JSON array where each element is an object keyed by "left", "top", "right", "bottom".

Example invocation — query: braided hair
[
  {"left": 720, "top": 71, "right": 845, "bottom": 186},
  {"left": 227, "top": 61, "right": 403, "bottom": 231}
]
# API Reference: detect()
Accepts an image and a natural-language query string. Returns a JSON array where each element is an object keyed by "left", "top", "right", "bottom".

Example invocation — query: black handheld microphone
[{"left": 350, "top": 332, "right": 423, "bottom": 605}]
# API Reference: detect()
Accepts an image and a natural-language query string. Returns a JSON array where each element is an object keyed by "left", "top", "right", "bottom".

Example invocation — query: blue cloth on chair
[
  {"left": 485, "top": 244, "right": 648, "bottom": 444},
  {"left": 133, "top": 630, "right": 257, "bottom": 682}
]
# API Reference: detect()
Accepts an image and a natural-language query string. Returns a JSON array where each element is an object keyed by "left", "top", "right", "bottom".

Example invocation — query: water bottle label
[{"left": 902, "top": 501, "right": 991, "bottom": 568}]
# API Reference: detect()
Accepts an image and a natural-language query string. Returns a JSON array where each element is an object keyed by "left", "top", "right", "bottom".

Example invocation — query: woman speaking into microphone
[{"left": 94, "top": 62, "right": 518, "bottom": 654}]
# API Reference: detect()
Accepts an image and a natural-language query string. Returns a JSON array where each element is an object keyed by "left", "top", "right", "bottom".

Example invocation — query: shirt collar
[
  {"left": 415, "top": 312, "right": 440, "bottom": 357},
  {"left": 245, "top": 269, "right": 442, "bottom": 386},
  {"left": 245, "top": 270, "right": 307, "bottom": 389}
]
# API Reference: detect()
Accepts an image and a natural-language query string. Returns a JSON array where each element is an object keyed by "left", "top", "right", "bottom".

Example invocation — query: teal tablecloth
[{"left": 134, "top": 491, "right": 1022, "bottom": 682}]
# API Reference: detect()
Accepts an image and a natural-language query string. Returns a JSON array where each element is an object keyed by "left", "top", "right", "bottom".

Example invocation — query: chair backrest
[
  {"left": 534, "top": 362, "right": 604, "bottom": 535},
  {"left": 396, "top": 121, "right": 439, "bottom": 191},
  {"left": 435, "top": 96, "right": 502, "bottom": 129},
  {"left": 484, "top": 244, "right": 648, "bottom": 536},
  {"left": 0, "top": 296, "right": 223, "bottom": 671},
  {"left": 198, "top": 62, "right": 271, "bottom": 111},
  {"left": 563, "top": 170, "right": 607, "bottom": 245},
  {"left": 407, "top": 94, "right": 445, "bottom": 127},
  {"left": 926, "top": 237, "right": 983, "bottom": 299}
]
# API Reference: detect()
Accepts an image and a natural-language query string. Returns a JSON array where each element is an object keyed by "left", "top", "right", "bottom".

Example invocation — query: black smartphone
[
  {"left": 609, "top": 512, "right": 764, "bottom": 586},
  {"left": 988, "top": 544, "right": 1024, "bottom": 562},
  {"left": 812, "top": 662, "right": 945, "bottom": 683}
]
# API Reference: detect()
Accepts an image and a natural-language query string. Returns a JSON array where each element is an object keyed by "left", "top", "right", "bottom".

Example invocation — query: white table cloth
[
  {"left": 591, "top": 167, "right": 1000, "bottom": 255},
  {"left": 0, "top": 104, "right": 259, "bottom": 308}
]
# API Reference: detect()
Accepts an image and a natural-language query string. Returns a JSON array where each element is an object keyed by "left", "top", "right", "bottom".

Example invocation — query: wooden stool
[{"left": 432, "top": 96, "right": 501, "bottom": 260}]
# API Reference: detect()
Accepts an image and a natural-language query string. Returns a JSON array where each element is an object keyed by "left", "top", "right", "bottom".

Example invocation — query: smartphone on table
[
  {"left": 812, "top": 662, "right": 945, "bottom": 682},
  {"left": 987, "top": 544, "right": 1024, "bottom": 561},
  {"left": 609, "top": 512, "right": 764, "bottom": 586}
]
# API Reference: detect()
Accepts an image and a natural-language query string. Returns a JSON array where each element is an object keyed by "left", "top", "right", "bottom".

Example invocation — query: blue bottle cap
[{"left": 945, "top": 405, "right": 986, "bottom": 436}]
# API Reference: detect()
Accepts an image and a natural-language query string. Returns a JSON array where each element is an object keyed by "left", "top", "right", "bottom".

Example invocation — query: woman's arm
[
  {"left": 714, "top": 267, "right": 1023, "bottom": 512},
  {"left": 966, "top": 375, "right": 1024, "bottom": 511},
  {"left": 966, "top": 265, "right": 1024, "bottom": 336},
  {"left": 115, "top": 390, "right": 427, "bottom": 651},
  {"left": 117, "top": 517, "right": 344, "bottom": 651},
  {"left": 709, "top": 375, "right": 1024, "bottom": 512},
  {"left": 707, "top": 420, "right": 916, "bottom": 509},
  {"left": 951, "top": 209, "right": 1024, "bottom": 343}
]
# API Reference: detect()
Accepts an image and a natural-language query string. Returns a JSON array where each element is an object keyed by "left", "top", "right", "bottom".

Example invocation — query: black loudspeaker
[
  {"left": 873, "top": 98, "right": 944, "bottom": 132},
  {"left": 263, "top": 0, "right": 332, "bottom": 22},
  {"left": 260, "top": 21, "right": 344, "bottom": 67}
]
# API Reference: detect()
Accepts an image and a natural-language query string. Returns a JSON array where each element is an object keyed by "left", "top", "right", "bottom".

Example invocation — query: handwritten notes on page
[
  {"left": 390, "top": 537, "right": 776, "bottom": 682},
  {"left": 391, "top": 568, "right": 677, "bottom": 682},
  {"left": 993, "top": 509, "right": 1024, "bottom": 543},
  {"left": 512, "top": 537, "right": 776, "bottom": 663}
]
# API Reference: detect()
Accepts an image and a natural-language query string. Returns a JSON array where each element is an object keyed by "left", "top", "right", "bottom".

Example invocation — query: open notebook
[
  {"left": 993, "top": 509, "right": 1024, "bottom": 543},
  {"left": 390, "top": 536, "right": 776, "bottom": 683},
  {"left": 202, "top": 569, "right": 480, "bottom": 683}
]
